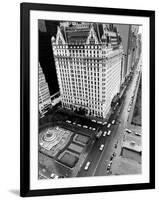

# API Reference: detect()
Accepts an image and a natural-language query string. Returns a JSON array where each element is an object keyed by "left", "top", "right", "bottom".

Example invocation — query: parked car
[
  {"left": 135, "top": 132, "right": 141, "bottom": 136},
  {"left": 103, "top": 122, "right": 107, "bottom": 125},
  {"left": 125, "top": 128, "right": 132, "bottom": 133},
  {"left": 84, "top": 161, "right": 91, "bottom": 170},
  {"left": 50, "top": 173, "right": 58, "bottom": 179},
  {"left": 92, "top": 128, "right": 96, "bottom": 131},
  {"left": 112, "top": 152, "right": 116, "bottom": 157},
  {"left": 99, "top": 144, "right": 104, "bottom": 151},
  {"left": 112, "top": 120, "right": 115, "bottom": 124},
  {"left": 110, "top": 155, "right": 114, "bottom": 161},
  {"left": 107, "top": 130, "right": 111, "bottom": 136},
  {"left": 66, "top": 120, "right": 71, "bottom": 124},
  {"left": 103, "top": 131, "right": 107, "bottom": 137},
  {"left": 83, "top": 125, "right": 88, "bottom": 128},
  {"left": 77, "top": 124, "right": 81, "bottom": 127},
  {"left": 107, "top": 123, "right": 111, "bottom": 128},
  {"left": 130, "top": 141, "right": 136, "bottom": 145},
  {"left": 97, "top": 121, "right": 102, "bottom": 124},
  {"left": 107, "top": 162, "right": 112, "bottom": 171}
]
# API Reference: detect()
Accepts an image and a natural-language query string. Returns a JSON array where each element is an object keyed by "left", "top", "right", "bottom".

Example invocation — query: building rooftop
[
  {"left": 122, "top": 140, "right": 141, "bottom": 152},
  {"left": 57, "top": 22, "right": 121, "bottom": 45},
  {"left": 66, "top": 29, "right": 90, "bottom": 44}
]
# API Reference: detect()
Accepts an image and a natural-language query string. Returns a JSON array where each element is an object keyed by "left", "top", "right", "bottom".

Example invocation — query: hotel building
[
  {"left": 39, "top": 63, "right": 51, "bottom": 114},
  {"left": 51, "top": 22, "right": 124, "bottom": 118}
]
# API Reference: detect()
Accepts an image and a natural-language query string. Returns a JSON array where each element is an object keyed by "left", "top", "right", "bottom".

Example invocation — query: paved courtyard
[{"left": 38, "top": 124, "right": 94, "bottom": 178}]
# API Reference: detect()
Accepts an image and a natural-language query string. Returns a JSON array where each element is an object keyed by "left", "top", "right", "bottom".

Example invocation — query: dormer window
[
  {"left": 58, "top": 38, "right": 63, "bottom": 45},
  {"left": 89, "top": 38, "right": 95, "bottom": 44}
]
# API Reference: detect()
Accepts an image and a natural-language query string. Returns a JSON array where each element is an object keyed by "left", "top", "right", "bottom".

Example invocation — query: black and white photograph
[
  {"left": 20, "top": 3, "right": 155, "bottom": 197},
  {"left": 38, "top": 20, "right": 142, "bottom": 179}
]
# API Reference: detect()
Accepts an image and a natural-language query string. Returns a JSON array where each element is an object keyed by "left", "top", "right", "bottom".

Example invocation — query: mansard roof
[
  {"left": 57, "top": 22, "right": 121, "bottom": 45},
  {"left": 66, "top": 28, "right": 90, "bottom": 44}
]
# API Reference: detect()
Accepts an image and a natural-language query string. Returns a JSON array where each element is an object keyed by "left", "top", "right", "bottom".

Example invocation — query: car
[
  {"left": 107, "top": 123, "right": 111, "bottom": 128},
  {"left": 99, "top": 144, "right": 104, "bottom": 151},
  {"left": 84, "top": 161, "right": 91, "bottom": 170},
  {"left": 128, "top": 107, "right": 131, "bottom": 112},
  {"left": 92, "top": 128, "right": 96, "bottom": 131},
  {"left": 107, "top": 163, "right": 112, "bottom": 170},
  {"left": 50, "top": 173, "right": 58, "bottom": 179},
  {"left": 50, "top": 173, "right": 55, "bottom": 178},
  {"left": 112, "top": 120, "right": 115, "bottom": 124},
  {"left": 110, "top": 155, "right": 114, "bottom": 161},
  {"left": 109, "top": 160, "right": 113, "bottom": 165},
  {"left": 92, "top": 119, "right": 96, "bottom": 123},
  {"left": 135, "top": 132, "right": 141, "bottom": 136},
  {"left": 89, "top": 127, "right": 92, "bottom": 130},
  {"left": 125, "top": 128, "right": 132, "bottom": 133},
  {"left": 107, "top": 166, "right": 110, "bottom": 172},
  {"left": 66, "top": 120, "right": 71, "bottom": 124},
  {"left": 112, "top": 152, "right": 116, "bottom": 157},
  {"left": 97, "top": 121, "right": 102, "bottom": 124},
  {"left": 130, "top": 141, "right": 136, "bottom": 145},
  {"left": 77, "top": 124, "right": 81, "bottom": 127},
  {"left": 107, "top": 130, "right": 111, "bottom": 136},
  {"left": 73, "top": 122, "right": 76, "bottom": 125},
  {"left": 103, "top": 122, "right": 107, "bottom": 125},
  {"left": 83, "top": 125, "right": 88, "bottom": 128},
  {"left": 103, "top": 131, "right": 107, "bottom": 137}
]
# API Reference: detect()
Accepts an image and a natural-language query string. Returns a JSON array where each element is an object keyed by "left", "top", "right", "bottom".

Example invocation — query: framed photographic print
[{"left": 20, "top": 2, "right": 155, "bottom": 197}]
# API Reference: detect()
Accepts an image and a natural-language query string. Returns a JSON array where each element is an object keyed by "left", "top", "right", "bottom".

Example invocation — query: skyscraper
[
  {"left": 127, "top": 25, "right": 140, "bottom": 74},
  {"left": 38, "top": 20, "right": 59, "bottom": 96},
  {"left": 116, "top": 24, "right": 130, "bottom": 80},
  {"left": 51, "top": 22, "right": 124, "bottom": 118},
  {"left": 39, "top": 63, "right": 51, "bottom": 114}
]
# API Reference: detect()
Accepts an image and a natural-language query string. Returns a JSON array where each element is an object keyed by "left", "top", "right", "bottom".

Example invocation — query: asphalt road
[{"left": 77, "top": 67, "right": 141, "bottom": 177}]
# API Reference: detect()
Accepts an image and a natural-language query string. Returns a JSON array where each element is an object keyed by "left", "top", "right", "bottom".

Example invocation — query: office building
[{"left": 39, "top": 63, "right": 51, "bottom": 114}]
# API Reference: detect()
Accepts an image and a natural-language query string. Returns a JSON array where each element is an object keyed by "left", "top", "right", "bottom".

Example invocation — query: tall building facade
[
  {"left": 116, "top": 24, "right": 130, "bottom": 80},
  {"left": 127, "top": 25, "right": 140, "bottom": 74},
  {"left": 39, "top": 63, "right": 51, "bottom": 114},
  {"left": 39, "top": 20, "right": 60, "bottom": 96},
  {"left": 51, "top": 22, "right": 124, "bottom": 118}
]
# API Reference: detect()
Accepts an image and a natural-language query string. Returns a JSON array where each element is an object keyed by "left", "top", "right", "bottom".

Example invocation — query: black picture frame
[{"left": 20, "top": 2, "right": 155, "bottom": 197}]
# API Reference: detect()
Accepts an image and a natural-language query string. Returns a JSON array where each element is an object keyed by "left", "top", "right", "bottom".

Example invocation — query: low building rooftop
[{"left": 122, "top": 140, "right": 142, "bottom": 153}]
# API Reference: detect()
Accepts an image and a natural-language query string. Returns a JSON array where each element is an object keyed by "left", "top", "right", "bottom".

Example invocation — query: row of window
[
  {"left": 62, "top": 92, "right": 100, "bottom": 101},
  {"left": 39, "top": 94, "right": 50, "bottom": 103},
  {"left": 54, "top": 45, "right": 101, "bottom": 49}
]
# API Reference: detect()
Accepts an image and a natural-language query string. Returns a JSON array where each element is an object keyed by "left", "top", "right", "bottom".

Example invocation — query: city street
[
  {"left": 38, "top": 20, "right": 143, "bottom": 180},
  {"left": 77, "top": 65, "right": 141, "bottom": 177}
]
